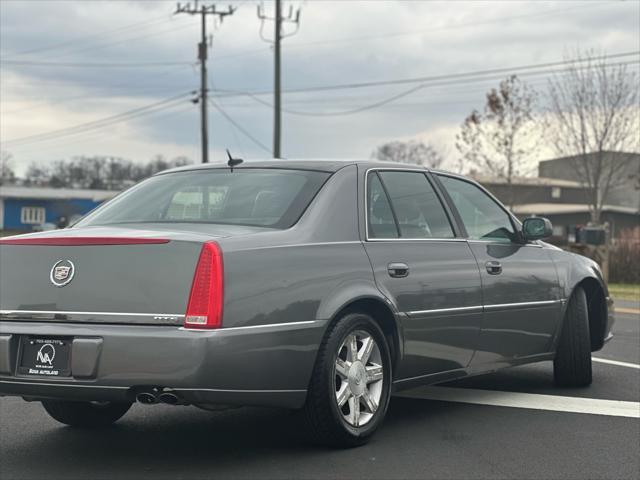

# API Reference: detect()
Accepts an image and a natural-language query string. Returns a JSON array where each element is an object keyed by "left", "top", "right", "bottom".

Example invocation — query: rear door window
[
  {"left": 368, "top": 171, "right": 454, "bottom": 239},
  {"left": 367, "top": 173, "right": 399, "bottom": 238}
]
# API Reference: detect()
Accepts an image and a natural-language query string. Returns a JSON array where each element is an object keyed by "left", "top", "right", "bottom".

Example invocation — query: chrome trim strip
[
  {"left": 406, "top": 300, "right": 563, "bottom": 316},
  {"left": 483, "top": 300, "right": 563, "bottom": 311},
  {"left": 0, "top": 310, "right": 184, "bottom": 318},
  {"left": 366, "top": 238, "right": 467, "bottom": 243},
  {"left": 180, "top": 320, "right": 323, "bottom": 332},
  {"left": 241, "top": 241, "right": 363, "bottom": 251},
  {"left": 0, "top": 380, "right": 128, "bottom": 389},
  {"left": 0, "top": 380, "right": 306, "bottom": 394},
  {"left": 393, "top": 367, "right": 467, "bottom": 385},
  {"left": 174, "top": 387, "right": 307, "bottom": 393},
  {"left": 466, "top": 239, "right": 543, "bottom": 248},
  {"left": 364, "top": 167, "right": 462, "bottom": 243},
  {"left": 407, "top": 305, "right": 483, "bottom": 316}
]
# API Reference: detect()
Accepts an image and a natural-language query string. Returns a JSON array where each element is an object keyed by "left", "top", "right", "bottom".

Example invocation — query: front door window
[{"left": 438, "top": 175, "right": 517, "bottom": 243}]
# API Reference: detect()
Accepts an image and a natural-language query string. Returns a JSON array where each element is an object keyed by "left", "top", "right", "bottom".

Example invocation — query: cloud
[{"left": 1, "top": 0, "right": 638, "bottom": 175}]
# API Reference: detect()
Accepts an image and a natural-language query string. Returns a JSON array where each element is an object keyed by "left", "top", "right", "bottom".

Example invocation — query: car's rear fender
[{"left": 317, "top": 289, "right": 405, "bottom": 373}]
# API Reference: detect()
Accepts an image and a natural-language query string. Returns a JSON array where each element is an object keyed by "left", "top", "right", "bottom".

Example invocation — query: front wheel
[
  {"left": 303, "top": 312, "right": 392, "bottom": 448},
  {"left": 42, "top": 400, "right": 132, "bottom": 427},
  {"left": 553, "top": 286, "right": 592, "bottom": 387}
]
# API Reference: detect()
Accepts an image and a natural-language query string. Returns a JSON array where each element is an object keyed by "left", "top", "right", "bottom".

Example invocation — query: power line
[
  {"left": 1, "top": 60, "right": 194, "bottom": 68},
  {"left": 42, "top": 20, "right": 197, "bottom": 62},
  {"left": 1, "top": 92, "right": 193, "bottom": 148},
  {"left": 257, "top": 0, "right": 302, "bottom": 158},
  {"left": 209, "top": 77, "right": 246, "bottom": 157},
  {"left": 7, "top": 103, "right": 197, "bottom": 156},
  {"left": 4, "top": 53, "right": 637, "bottom": 150},
  {"left": 210, "top": 51, "right": 640, "bottom": 98},
  {"left": 240, "top": 60, "right": 640, "bottom": 117},
  {"left": 208, "top": 1, "right": 619, "bottom": 64},
  {"left": 1, "top": 64, "right": 196, "bottom": 115},
  {"left": 175, "top": 2, "right": 237, "bottom": 164},
  {"left": 208, "top": 98, "right": 271, "bottom": 153},
  {"left": 280, "top": 1, "right": 614, "bottom": 50},
  {"left": 0, "top": 14, "right": 175, "bottom": 59}
]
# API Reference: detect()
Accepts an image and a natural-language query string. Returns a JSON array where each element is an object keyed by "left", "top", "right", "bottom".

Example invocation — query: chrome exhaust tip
[
  {"left": 136, "top": 392, "right": 157, "bottom": 404},
  {"left": 158, "top": 392, "right": 179, "bottom": 405}
]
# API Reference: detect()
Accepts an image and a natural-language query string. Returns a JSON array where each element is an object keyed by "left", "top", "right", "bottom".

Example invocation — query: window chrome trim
[
  {"left": 364, "top": 167, "right": 461, "bottom": 243},
  {"left": 435, "top": 172, "right": 523, "bottom": 227},
  {"left": 244, "top": 241, "right": 363, "bottom": 250},
  {"left": 466, "top": 239, "right": 544, "bottom": 248}
]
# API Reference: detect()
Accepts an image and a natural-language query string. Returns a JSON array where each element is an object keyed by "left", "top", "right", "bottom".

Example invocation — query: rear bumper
[{"left": 0, "top": 320, "right": 327, "bottom": 408}]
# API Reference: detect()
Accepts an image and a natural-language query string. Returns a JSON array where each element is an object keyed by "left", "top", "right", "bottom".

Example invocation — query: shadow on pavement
[{"left": 1, "top": 397, "right": 465, "bottom": 478}]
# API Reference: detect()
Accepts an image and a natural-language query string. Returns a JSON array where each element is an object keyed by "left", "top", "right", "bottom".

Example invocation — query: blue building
[{"left": 0, "top": 186, "right": 117, "bottom": 232}]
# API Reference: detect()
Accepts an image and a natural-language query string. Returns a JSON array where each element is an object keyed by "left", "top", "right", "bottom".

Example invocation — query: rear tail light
[{"left": 184, "top": 241, "right": 224, "bottom": 329}]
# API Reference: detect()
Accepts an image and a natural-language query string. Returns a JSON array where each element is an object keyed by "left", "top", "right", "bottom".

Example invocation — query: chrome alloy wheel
[{"left": 334, "top": 330, "right": 384, "bottom": 427}]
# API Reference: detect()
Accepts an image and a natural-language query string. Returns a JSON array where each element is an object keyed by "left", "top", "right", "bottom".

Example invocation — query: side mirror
[{"left": 522, "top": 217, "right": 553, "bottom": 241}]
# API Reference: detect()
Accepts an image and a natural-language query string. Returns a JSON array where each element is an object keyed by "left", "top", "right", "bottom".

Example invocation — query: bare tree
[
  {"left": 24, "top": 162, "right": 50, "bottom": 186},
  {"left": 0, "top": 151, "right": 16, "bottom": 185},
  {"left": 545, "top": 51, "right": 640, "bottom": 223},
  {"left": 373, "top": 140, "right": 444, "bottom": 168},
  {"left": 22, "top": 155, "right": 193, "bottom": 189},
  {"left": 456, "top": 75, "right": 539, "bottom": 208}
]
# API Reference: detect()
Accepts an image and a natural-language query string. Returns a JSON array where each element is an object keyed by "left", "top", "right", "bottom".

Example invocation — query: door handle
[
  {"left": 388, "top": 262, "right": 409, "bottom": 278},
  {"left": 485, "top": 261, "right": 502, "bottom": 275}
]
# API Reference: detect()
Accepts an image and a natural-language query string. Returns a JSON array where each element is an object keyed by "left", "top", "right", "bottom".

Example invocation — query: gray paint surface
[{"left": 0, "top": 160, "right": 613, "bottom": 408}]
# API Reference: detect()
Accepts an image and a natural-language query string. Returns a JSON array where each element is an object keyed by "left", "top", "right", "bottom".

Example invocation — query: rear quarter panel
[{"left": 217, "top": 164, "right": 381, "bottom": 328}]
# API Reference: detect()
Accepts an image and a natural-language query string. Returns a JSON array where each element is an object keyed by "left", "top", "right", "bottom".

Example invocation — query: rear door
[
  {"left": 361, "top": 167, "right": 483, "bottom": 381},
  {"left": 436, "top": 174, "right": 562, "bottom": 365}
]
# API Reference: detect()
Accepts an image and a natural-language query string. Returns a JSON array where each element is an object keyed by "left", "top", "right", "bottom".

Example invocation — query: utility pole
[
  {"left": 258, "top": 2, "right": 301, "bottom": 158},
  {"left": 176, "top": 2, "right": 235, "bottom": 163},
  {"left": 274, "top": 0, "right": 281, "bottom": 159}
]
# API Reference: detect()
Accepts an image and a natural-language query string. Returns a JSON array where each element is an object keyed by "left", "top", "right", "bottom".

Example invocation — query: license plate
[{"left": 18, "top": 337, "right": 71, "bottom": 377}]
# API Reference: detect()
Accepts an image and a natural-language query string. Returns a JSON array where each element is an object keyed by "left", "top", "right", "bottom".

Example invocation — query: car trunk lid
[{"left": 0, "top": 226, "right": 233, "bottom": 326}]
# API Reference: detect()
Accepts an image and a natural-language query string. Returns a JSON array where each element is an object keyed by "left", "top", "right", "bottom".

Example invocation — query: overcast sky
[{"left": 1, "top": 0, "right": 639, "bottom": 174}]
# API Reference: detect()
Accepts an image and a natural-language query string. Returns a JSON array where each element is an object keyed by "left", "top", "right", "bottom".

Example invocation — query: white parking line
[
  {"left": 615, "top": 307, "right": 640, "bottom": 316},
  {"left": 397, "top": 386, "right": 640, "bottom": 418},
  {"left": 593, "top": 357, "right": 640, "bottom": 369}
]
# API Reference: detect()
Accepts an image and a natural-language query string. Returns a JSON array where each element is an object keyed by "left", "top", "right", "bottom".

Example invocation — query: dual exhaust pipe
[{"left": 136, "top": 389, "right": 180, "bottom": 405}]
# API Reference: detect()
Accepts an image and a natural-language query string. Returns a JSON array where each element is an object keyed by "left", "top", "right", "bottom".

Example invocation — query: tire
[
  {"left": 42, "top": 400, "right": 132, "bottom": 427},
  {"left": 303, "top": 312, "right": 392, "bottom": 448},
  {"left": 553, "top": 286, "right": 592, "bottom": 387}
]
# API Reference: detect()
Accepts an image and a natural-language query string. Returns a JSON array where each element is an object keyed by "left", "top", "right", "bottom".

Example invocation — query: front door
[
  {"left": 436, "top": 174, "right": 562, "bottom": 366},
  {"left": 361, "top": 168, "right": 483, "bottom": 381}
]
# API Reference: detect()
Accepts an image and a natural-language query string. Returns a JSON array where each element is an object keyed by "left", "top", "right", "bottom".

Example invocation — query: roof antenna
[{"left": 226, "top": 149, "right": 243, "bottom": 172}]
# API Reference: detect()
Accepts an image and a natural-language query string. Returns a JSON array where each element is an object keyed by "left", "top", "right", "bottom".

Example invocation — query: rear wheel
[
  {"left": 554, "top": 286, "right": 592, "bottom": 387},
  {"left": 303, "top": 312, "right": 392, "bottom": 448},
  {"left": 42, "top": 400, "right": 132, "bottom": 427}
]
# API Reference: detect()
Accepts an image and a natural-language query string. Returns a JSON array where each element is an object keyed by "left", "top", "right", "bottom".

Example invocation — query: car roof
[{"left": 158, "top": 158, "right": 449, "bottom": 175}]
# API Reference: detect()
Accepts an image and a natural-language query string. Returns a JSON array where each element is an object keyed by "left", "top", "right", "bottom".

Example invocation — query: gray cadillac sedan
[{"left": 0, "top": 160, "right": 614, "bottom": 447}]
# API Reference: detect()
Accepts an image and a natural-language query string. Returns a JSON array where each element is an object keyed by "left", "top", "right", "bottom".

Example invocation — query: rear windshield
[{"left": 76, "top": 168, "right": 331, "bottom": 229}]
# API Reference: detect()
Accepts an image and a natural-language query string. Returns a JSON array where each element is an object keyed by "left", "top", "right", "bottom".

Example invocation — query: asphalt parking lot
[{"left": 1, "top": 305, "right": 638, "bottom": 480}]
